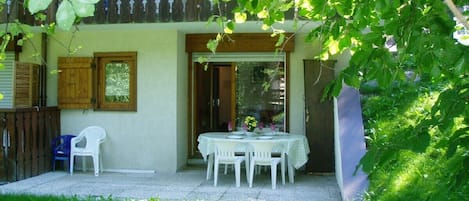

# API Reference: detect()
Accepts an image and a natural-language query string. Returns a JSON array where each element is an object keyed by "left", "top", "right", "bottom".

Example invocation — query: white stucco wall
[
  {"left": 176, "top": 31, "right": 189, "bottom": 170},
  {"left": 18, "top": 35, "right": 43, "bottom": 64},
  {"left": 46, "top": 28, "right": 183, "bottom": 173},
  {"left": 288, "top": 34, "right": 321, "bottom": 135}
]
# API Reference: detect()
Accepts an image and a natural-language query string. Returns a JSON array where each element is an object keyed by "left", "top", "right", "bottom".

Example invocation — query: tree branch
[{"left": 444, "top": 0, "right": 469, "bottom": 30}]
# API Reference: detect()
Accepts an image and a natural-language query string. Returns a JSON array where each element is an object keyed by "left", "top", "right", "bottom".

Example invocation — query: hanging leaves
[{"left": 27, "top": 0, "right": 53, "bottom": 14}]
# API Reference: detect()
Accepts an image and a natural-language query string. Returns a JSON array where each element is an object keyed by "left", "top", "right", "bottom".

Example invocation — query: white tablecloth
[{"left": 197, "top": 132, "right": 310, "bottom": 169}]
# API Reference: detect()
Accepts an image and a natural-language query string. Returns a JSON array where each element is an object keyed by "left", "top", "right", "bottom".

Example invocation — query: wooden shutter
[{"left": 57, "top": 57, "right": 94, "bottom": 109}]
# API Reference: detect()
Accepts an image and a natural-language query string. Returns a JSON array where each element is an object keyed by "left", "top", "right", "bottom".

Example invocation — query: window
[
  {"left": 95, "top": 52, "right": 137, "bottom": 111},
  {"left": 234, "top": 61, "right": 286, "bottom": 131}
]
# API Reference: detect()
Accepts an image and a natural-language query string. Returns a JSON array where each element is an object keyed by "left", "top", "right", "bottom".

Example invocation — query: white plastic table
[{"left": 198, "top": 132, "right": 310, "bottom": 183}]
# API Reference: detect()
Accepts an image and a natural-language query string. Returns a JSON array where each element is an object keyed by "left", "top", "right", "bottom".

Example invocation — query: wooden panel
[
  {"left": 304, "top": 60, "right": 336, "bottom": 173},
  {"left": 199, "top": 0, "right": 212, "bottom": 21},
  {"left": 37, "top": 110, "right": 46, "bottom": 173},
  {"left": 6, "top": 112, "right": 16, "bottom": 181},
  {"left": 159, "top": 0, "right": 170, "bottom": 22},
  {"left": 186, "top": 33, "right": 295, "bottom": 52},
  {"left": 94, "top": 0, "right": 107, "bottom": 24},
  {"left": 172, "top": 0, "right": 184, "bottom": 22},
  {"left": 0, "top": 113, "right": 7, "bottom": 183},
  {"left": 58, "top": 57, "right": 94, "bottom": 109},
  {"left": 15, "top": 112, "right": 25, "bottom": 180},
  {"left": 146, "top": 0, "right": 157, "bottom": 22},
  {"left": 108, "top": 1, "right": 119, "bottom": 24},
  {"left": 23, "top": 112, "right": 32, "bottom": 179},
  {"left": 14, "top": 63, "right": 40, "bottom": 108},
  {"left": 120, "top": 0, "right": 132, "bottom": 23},
  {"left": 0, "top": 108, "right": 59, "bottom": 183},
  {"left": 31, "top": 111, "right": 39, "bottom": 176},
  {"left": 185, "top": 0, "right": 198, "bottom": 21},
  {"left": 134, "top": 0, "right": 145, "bottom": 23}
]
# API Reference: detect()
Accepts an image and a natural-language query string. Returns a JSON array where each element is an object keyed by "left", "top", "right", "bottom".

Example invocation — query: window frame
[{"left": 94, "top": 52, "right": 137, "bottom": 111}]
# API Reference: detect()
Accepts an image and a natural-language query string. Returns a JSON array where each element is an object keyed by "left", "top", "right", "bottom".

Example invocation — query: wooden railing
[
  {"left": 0, "top": 0, "right": 294, "bottom": 25},
  {"left": 0, "top": 107, "right": 60, "bottom": 183}
]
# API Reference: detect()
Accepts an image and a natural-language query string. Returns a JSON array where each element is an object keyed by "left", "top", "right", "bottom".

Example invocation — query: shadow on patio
[{"left": 0, "top": 165, "right": 342, "bottom": 201}]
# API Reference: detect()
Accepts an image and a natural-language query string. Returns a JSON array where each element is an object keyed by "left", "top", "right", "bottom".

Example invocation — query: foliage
[
  {"left": 207, "top": 0, "right": 469, "bottom": 199},
  {"left": 361, "top": 78, "right": 468, "bottom": 200},
  {"left": 244, "top": 115, "right": 257, "bottom": 132},
  {"left": 104, "top": 63, "right": 131, "bottom": 103},
  {"left": 0, "top": 0, "right": 100, "bottom": 100},
  {"left": 1, "top": 0, "right": 100, "bottom": 59}
]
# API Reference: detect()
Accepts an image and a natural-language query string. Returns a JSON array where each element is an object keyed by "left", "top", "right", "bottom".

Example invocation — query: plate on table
[
  {"left": 227, "top": 135, "right": 244, "bottom": 139},
  {"left": 257, "top": 136, "right": 273, "bottom": 140},
  {"left": 230, "top": 131, "right": 245, "bottom": 135}
]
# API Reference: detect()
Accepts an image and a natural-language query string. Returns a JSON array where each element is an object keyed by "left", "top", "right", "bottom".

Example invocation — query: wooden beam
[{"left": 186, "top": 33, "right": 295, "bottom": 52}]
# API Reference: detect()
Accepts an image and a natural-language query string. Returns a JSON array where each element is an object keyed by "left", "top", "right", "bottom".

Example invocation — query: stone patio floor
[{"left": 0, "top": 165, "right": 342, "bottom": 201}]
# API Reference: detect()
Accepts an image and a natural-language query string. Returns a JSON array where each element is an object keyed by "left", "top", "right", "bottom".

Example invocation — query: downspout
[{"left": 40, "top": 33, "right": 47, "bottom": 106}]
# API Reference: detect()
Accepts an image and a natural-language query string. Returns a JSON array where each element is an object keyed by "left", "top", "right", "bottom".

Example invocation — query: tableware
[
  {"left": 231, "top": 131, "right": 244, "bottom": 135},
  {"left": 227, "top": 135, "right": 244, "bottom": 139}
]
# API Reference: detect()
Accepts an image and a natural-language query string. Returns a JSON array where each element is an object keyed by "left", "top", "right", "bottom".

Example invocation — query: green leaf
[
  {"left": 207, "top": 39, "right": 219, "bottom": 53},
  {"left": 16, "top": 39, "right": 24, "bottom": 46},
  {"left": 197, "top": 56, "right": 209, "bottom": 64},
  {"left": 71, "top": 0, "right": 95, "bottom": 17},
  {"left": 28, "top": 0, "right": 53, "bottom": 14},
  {"left": 224, "top": 21, "right": 234, "bottom": 34},
  {"left": 234, "top": 12, "right": 247, "bottom": 23},
  {"left": 343, "top": 70, "right": 360, "bottom": 88},
  {"left": 453, "top": 53, "right": 467, "bottom": 75},
  {"left": 274, "top": 34, "right": 285, "bottom": 47},
  {"left": 251, "top": 0, "right": 258, "bottom": 10},
  {"left": 338, "top": 36, "right": 351, "bottom": 51},
  {"left": 408, "top": 132, "right": 430, "bottom": 153},
  {"left": 56, "top": 0, "right": 76, "bottom": 31},
  {"left": 359, "top": 148, "right": 377, "bottom": 173},
  {"left": 430, "top": 65, "right": 441, "bottom": 78}
]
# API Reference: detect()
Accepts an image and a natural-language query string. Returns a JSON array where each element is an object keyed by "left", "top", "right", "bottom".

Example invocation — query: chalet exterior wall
[{"left": 14, "top": 22, "right": 350, "bottom": 173}]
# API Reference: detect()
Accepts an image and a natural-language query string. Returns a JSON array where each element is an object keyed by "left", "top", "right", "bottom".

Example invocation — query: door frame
[
  {"left": 186, "top": 33, "right": 295, "bottom": 158},
  {"left": 193, "top": 62, "right": 235, "bottom": 133}
]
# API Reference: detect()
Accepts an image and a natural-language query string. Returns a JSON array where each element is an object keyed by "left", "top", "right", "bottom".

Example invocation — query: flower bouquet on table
[{"left": 243, "top": 116, "right": 257, "bottom": 132}]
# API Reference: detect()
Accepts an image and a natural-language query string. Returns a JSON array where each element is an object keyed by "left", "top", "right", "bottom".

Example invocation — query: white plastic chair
[
  {"left": 213, "top": 140, "right": 249, "bottom": 187},
  {"left": 70, "top": 126, "right": 106, "bottom": 176},
  {"left": 248, "top": 141, "right": 285, "bottom": 189}
]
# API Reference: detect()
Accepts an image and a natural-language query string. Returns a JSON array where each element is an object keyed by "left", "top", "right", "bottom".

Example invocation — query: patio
[{"left": 0, "top": 165, "right": 341, "bottom": 201}]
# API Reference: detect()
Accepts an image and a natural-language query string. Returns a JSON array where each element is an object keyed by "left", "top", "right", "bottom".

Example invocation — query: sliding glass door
[{"left": 191, "top": 53, "right": 288, "bottom": 157}]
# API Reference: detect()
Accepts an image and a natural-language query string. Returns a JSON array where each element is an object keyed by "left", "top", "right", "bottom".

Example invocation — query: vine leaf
[
  {"left": 71, "top": 0, "right": 96, "bottom": 17},
  {"left": 56, "top": 0, "right": 75, "bottom": 31},
  {"left": 28, "top": 0, "right": 53, "bottom": 14}
]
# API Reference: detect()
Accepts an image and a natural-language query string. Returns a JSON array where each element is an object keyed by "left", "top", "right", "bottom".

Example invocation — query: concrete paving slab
[{"left": 0, "top": 165, "right": 342, "bottom": 201}]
